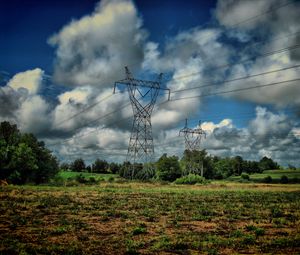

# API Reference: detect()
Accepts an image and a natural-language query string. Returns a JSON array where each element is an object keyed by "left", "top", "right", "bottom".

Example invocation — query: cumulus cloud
[
  {"left": 0, "top": 86, "right": 22, "bottom": 118},
  {"left": 214, "top": 0, "right": 300, "bottom": 107},
  {"left": 145, "top": 28, "right": 232, "bottom": 132},
  {"left": 1, "top": 0, "right": 299, "bottom": 167},
  {"left": 49, "top": 0, "right": 146, "bottom": 88},
  {"left": 0, "top": 69, "right": 51, "bottom": 135},
  {"left": 8, "top": 68, "right": 44, "bottom": 95},
  {"left": 16, "top": 95, "right": 51, "bottom": 135},
  {"left": 200, "top": 107, "right": 300, "bottom": 166}
]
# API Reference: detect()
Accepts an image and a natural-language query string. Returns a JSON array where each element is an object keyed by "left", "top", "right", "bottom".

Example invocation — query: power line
[
  {"left": 224, "top": 1, "right": 294, "bottom": 28},
  {"left": 171, "top": 64, "right": 300, "bottom": 93},
  {"left": 169, "top": 43, "right": 300, "bottom": 81},
  {"left": 166, "top": 78, "right": 300, "bottom": 102},
  {"left": 54, "top": 93, "right": 114, "bottom": 127},
  {"left": 18, "top": 73, "right": 300, "bottom": 152},
  {"left": 48, "top": 101, "right": 132, "bottom": 147}
]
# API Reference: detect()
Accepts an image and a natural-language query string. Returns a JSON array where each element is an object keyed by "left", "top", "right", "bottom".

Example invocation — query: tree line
[
  {"left": 0, "top": 121, "right": 284, "bottom": 184},
  {"left": 64, "top": 150, "right": 281, "bottom": 182}
]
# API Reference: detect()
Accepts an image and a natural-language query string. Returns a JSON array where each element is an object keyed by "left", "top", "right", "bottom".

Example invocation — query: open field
[
  {"left": 57, "top": 171, "right": 119, "bottom": 181},
  {"left": 228, "top": 169, "right": 300, "bottom": 183},
  {"left": 0, "top": 182, "right": 300, "bottom": 254}
]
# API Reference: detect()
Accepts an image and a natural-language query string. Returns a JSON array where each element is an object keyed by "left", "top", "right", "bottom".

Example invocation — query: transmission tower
[
  {"left": 179, "top": 119, "right": 206, "bottom": 175},
  {"left": 114, "top": 67, "right": 170, "bottom": 178}
]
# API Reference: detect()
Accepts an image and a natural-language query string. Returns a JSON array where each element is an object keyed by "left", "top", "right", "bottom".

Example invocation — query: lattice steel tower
[
  {"left": 114, "top": 67, "right": 170, "bottom": 178},
  {"left": 179, "top": 119, "right": 206, "bottom": 175}
]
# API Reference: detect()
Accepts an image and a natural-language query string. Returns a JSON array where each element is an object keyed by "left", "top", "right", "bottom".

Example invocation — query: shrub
[
  {"left": 280, "top": 175, "right": 289, "bottom": 184},
  {"left": 132, "top": 225, "right": 147, "bottom": 235},
  {"left": 174, "top": 174, "right": 206, "bottom": 185},
  {"left": 263, "top": 176, "right": 272, "bottom": 183},
  {"left": 88, "top": 177, "right": 97, "bottom": 183},
  {"left": 108, "top": 176, "right": 114, "bottom": 182},
  {"left": 75, "top": 174, "right": 86, "bottom": 184},
  {"left": 241, "top": 173, "right": 250, "bottom": 180},
  {"left": 291, "top": 177, "right": 300, "bottom": 183},
  {"left": 255, "top": 228, "right": 265, "bottom": 236}
]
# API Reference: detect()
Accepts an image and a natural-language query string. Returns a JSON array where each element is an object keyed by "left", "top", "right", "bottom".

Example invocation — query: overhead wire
[
  {"left": 171, "top": 64, "right": 300, "bottom": 93},
  {"left": 41, "top": 0, "right": 300, "bottom": 160},
  {"left": 164, "top": 78, "right": 300, "bottom": 102}
]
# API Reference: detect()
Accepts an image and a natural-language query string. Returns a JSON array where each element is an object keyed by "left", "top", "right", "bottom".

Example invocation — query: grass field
[
  {"left": 57, "top": 171, "right": 119, "bottom": 181},
  {"left": 228, "top": 169, "right": 300, "bottom": 183},
  {"left": 0, "top": 182, "right": 300, "bottom": 254}
]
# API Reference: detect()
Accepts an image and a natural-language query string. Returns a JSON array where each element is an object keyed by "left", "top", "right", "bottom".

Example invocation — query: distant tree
[
  {"left": 92, "top": 159, "right": 109, "bottom": 173},
  {"left": 71, "top": 158, "right": 86, "bottom": 172},
  {"left": 156, "top": 154, "right": 181, "bottom": 181},
  {"left": 119, "top": 161, "right": 131, "bottom": 178},
  {"left": 109, "top": 162, "right": 120, "bottom": 174},
  {"left": 232, "top": 156, "right": 243, "bottom": 175},
  {"left": 213, "top": 158, "right": 234, "bottom": 179},
  {"left": 86, "top": 165, "right": 92, "bottom": 173},
  {"left": 288, "top": 164, "right": 297, "bottom": 170},
  {"left": 60, "top": 162, "right": 70, "bottom": 171},
  {"left": 280, "top": 175, "right": 289, "bottom": 184},
  {"left": 181, "top": 150, "right": 214, "bottom": 178},
  {"left": 259, "top": 156, "right": 280, "bottom": 171}
]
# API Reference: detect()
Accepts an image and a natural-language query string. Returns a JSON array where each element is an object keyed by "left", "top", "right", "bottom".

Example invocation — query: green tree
[
  {"left": 60, "top": 162, "right": 70, "bottom": 171},
  {"left": 213, "top": 158, "right": 234, "bottom": 179},
  {"left": 259, "top": 156, "right": 280, "bottom": 171},
  {"left": 181, "top": 150, "right": 214, "bottom": 178},
  {"left": 0, "top": 121, "right": 20, "bottom": 145},
  {"left": 9, "top": 143, "right": 38, "bottom": 184},
  {"left": 0, "top": 121, "right": 58, "bottom": 184},
  {"left": 20, "top": 133, "right": 58, "bottom": 184},
  {"left": 156, "top": 154, "right": 181, "bottom": 181},
  {"left": 109, "top": 162, "right": 120, "bottom": 174},
  {"left": 232, "top": 156, "right": 243, "bottom": 176},
  {"left": 71, "top": 158, "right": 86, "bottom": 172},
  {"left": 92, "top": 158, "right": 109, "bottom": 173}
]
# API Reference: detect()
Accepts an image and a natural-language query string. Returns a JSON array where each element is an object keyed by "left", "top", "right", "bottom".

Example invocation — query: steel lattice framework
[
  {"left": 179, "top": 119, "right": 206, "bottom": 151},
  {"left": 114, "top": 67, "right": 170, "bottom": 178},
  {"left": 179, "top": 119, "right": 206, "bottom": 175}
]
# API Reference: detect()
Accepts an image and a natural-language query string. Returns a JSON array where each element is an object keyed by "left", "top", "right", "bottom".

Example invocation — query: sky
[{"left": 0, "top": 0, "right": 300, "bottom": 166}]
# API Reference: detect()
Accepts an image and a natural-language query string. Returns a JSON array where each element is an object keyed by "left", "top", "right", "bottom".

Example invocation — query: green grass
[
  {"left": 57, "top": 171, "right": 119, "bottom": 181},
  {"left": 228, "top": 169, "right": 300, "bottom": 183}
]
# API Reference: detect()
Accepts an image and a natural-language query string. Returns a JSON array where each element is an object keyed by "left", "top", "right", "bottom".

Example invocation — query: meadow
[
  {"left": 0, "top": 180, "right": 300, "bottom": 254},
  {"left": 228, "top": 169, "right": 300, "bottom": 183}
]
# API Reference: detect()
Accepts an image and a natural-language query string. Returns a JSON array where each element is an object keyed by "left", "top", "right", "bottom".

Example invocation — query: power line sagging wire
[
  {"left": 171, "top": 64, "right": 300, "bottom": 94},
  {"left": 165, "top": 78, "right": 300, "bottom": 103}
]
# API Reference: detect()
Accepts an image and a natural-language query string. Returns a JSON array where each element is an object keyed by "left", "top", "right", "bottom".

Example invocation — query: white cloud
[
  {"left": 8, "top": 68, "right": 44, "bottom": 95},
  {"left": 214, "top": 0, "right": 300, "bottom": 107},
  {"left": 17, "top": 95, "right": 50, "bottom": 135},
  {"left": 201, "top": 119, "right": 233, "bottom": 133},
  {"left": 200, "top": 107, "right": 300, "bottom": 166},
  {"left": 49, "top": 0, "right": 146, "bottom": 88}
]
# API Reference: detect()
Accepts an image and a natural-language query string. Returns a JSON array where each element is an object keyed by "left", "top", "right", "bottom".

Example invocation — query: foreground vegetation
[{"left": 0, "top": 182, "right": 299, "bottom": 254}]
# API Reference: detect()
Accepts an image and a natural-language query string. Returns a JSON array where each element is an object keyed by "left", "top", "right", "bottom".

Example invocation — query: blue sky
[{"left": 0, "top": 0, "right": 299, "bottom": 166}]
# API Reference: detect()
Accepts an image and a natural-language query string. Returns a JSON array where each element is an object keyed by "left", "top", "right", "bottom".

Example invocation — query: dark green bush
[
  {"left": 263, "top": 176, "right": 272, "bottom": 183},
  {"left": 108, "top": 176, "right": 114, "bottom": 182},
  {"left": 89, "top": 177, "right": 97, "bottom": 183},
  {"left": 174, "top": 174, "right": 206, "bottom": 185},
  {"left": 241, "top": 173, "right": 250, "bottom": 180},
  {"left": 75, "top": 174, "right": 86, "bottom": 184},
  {"left": 280, "top": 175, "right": 289, "bottom": 184}
]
